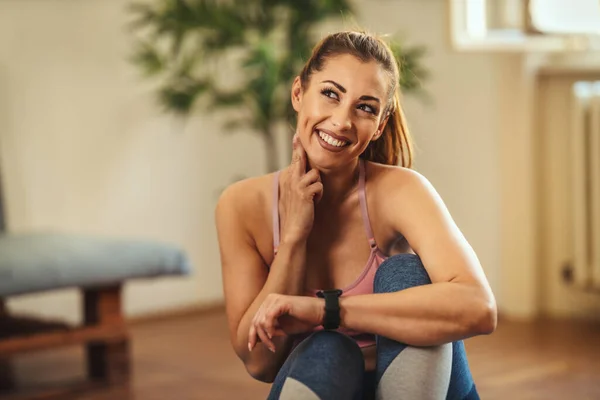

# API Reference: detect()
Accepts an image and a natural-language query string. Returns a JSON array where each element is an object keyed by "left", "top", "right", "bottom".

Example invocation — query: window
[
  {"left": 450, "top": 0, "right": 600, "bottom": 52},
  {"left": 528, "top": 0, "right": 600, "bottom": 35}
]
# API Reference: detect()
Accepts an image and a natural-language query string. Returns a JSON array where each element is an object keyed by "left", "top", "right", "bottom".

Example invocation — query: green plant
[{"left": 129, "top": 0, "right": 428, "bottom": 172}]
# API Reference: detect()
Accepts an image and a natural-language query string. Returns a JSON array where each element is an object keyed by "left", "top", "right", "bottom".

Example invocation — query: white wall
[{"left": 0, "top": 0, "right": 523, "bottom": 321}]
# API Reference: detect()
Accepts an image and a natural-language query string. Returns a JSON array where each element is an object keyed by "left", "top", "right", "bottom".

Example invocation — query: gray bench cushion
[{"left": 0, "top": 233, "right": 191, "bottom": 297}]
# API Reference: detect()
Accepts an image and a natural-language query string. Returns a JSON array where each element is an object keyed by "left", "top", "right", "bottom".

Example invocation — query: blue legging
[{"left": 267, "top": 254, "right": 480, "bottom": 399}]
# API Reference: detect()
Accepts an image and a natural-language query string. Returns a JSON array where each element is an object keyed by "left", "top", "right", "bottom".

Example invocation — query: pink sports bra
[{"left": 271, "top": 159, "right": 388, "bottom": 348}]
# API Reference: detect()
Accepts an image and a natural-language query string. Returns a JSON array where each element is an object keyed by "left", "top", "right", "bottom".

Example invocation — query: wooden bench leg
[
  {"left": 0, "top": 298, "right": 15, "bottom": 392},
  {"left": 0, "top": 358, "right": 14, "bottom": 393},
  {"left": 83, "top": 286, "right": 130, "bottom": 385}
]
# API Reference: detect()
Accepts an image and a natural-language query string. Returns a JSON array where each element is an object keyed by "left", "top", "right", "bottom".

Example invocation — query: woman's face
[{"left": 291, "top": 53, "right": 390, "bottom": 170}]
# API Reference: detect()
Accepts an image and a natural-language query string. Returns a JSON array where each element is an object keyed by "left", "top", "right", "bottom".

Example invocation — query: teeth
[{"left": 318, "top": 131, "right": 347, "bottom": 147}]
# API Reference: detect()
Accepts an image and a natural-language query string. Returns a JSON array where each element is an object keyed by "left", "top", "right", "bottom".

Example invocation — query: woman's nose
[{"left": 331, "top": 106, "right": 352, "bottom": 130}]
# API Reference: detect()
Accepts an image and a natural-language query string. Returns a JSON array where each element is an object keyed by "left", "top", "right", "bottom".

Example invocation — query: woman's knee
[
  {"left": 297, "top": 331, "right": 363, "bottom": 368},
  {"left": 374, "top": 253, "right": 431, "bottom": 294},
  {"left": 276, "top": 332, "right": 364, "bottom": 400}
]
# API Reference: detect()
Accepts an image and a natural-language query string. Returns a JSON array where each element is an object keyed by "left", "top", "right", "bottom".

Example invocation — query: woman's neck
[{"left": 309, "top": 159, "right": 361, "bottom": 207}]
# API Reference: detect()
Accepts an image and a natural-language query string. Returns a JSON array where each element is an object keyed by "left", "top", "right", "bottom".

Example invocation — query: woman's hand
[
  {"left": 248, "top": 294, "right": 324, "bottom": 352},
  {"left": 279, "top": 134, "right": 323, "bottom": 245}
]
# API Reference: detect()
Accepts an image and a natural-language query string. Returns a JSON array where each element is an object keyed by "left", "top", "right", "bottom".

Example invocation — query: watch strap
[{"left": 316, "top": 289, "right": 343, "bottom": 330}]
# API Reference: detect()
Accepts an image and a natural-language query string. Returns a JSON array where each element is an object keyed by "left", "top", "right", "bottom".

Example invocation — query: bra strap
[{"left": 358, "top": 159, "right": 377, "bottom": 250}]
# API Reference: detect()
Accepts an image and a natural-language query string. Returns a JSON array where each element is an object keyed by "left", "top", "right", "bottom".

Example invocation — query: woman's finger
[
  {"left": 271, "top": 320, "right": 286, "bottom": 337},
  {"left": 306, "top": 181, "right": 324, "bottom": 202},
  {"left": 292, "top": 135, "right": 307, "bottom": 177},
  {"left": 248, "top": 324, "right": 258, "bottom": 351},
  {"left": 256, "top": 321, "right": 276, "bottom": 352},
  {"left": 290, "top": 134, "right": 301, "bottom": 166},
  {"left": 264, "top": 305, "right": 283, "bottom": 340},
  {"left": 299, "top": 168, "right": 320, "bottom": 187},
  {"left": 271, "top": 327, "right": 286, "bottom": 337}
]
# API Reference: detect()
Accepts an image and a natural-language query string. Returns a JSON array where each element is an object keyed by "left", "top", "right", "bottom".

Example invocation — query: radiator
[{"left": 571, "top": 81, "right": 600, "bottom": 289}]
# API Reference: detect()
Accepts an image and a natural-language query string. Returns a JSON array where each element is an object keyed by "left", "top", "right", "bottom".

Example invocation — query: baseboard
[{"left": 127, "top": 301, "right": 225, "bottom": 326}]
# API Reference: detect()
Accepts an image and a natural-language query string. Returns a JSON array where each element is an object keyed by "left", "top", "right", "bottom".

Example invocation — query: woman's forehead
[{"left": 313, "top": 54, "right": 389, "bottom": 97}]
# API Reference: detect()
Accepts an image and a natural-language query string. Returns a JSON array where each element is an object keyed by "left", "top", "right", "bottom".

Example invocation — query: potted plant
[{"left": 128, "top": 0, "right": 428, "bottom": 173}]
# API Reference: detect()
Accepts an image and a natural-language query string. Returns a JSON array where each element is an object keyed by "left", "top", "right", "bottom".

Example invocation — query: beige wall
[
  {"left": 0, "top": 0, "right": 267, "bottom": 322},
  {"left": 0, "top": 0, "right": 548, "bottom": 321}
]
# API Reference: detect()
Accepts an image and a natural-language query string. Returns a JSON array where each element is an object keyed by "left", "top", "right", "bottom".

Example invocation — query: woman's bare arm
[
  {"left": 216, "top": 179, "right": 308, "bottom": 383},
  {"left": 217, "top": 135, "right": 323, "bottom": 382},
  {"left": 337, "top": 168, "right": 497, "bottom": 346}
]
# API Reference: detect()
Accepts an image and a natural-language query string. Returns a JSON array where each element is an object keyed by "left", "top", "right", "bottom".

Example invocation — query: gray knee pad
[{"left": 377, "top": 343, "right": 452, "bottom": 400}]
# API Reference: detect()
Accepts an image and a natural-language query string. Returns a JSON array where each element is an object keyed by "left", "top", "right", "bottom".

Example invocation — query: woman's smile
[{"left": 314, "top": 129, "right": 351, "bottom": 153}]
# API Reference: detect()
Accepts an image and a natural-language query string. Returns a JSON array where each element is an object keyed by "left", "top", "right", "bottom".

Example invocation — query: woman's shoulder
[
  {"left": 365, "top": 161, "right": 449, "bottom": 229},
  {"left": 215, "top": 171, "right": 279, "bottom": 223},
  {"left": 365, "top": 160, "right": 430, "bottom": 194}
]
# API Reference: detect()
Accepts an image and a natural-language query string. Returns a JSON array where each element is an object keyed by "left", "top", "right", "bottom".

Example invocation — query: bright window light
[
  {"left": 466, "top": 0, "right": 488, "bottom": 38},
  {"left": 529, "top": 0, "right": 600, "bottom": 35}
]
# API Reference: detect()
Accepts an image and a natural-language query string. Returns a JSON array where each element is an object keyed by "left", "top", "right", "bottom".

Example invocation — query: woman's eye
[
  {"left": 358, "top": 104, "right": 377, "bottom": 115},
  {"left": 321, "top": 89, "right": 339, "bottom": 100}
]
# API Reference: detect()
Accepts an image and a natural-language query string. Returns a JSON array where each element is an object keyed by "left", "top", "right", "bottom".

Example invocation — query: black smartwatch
[{"left": 316, "top": 289, "right": 343, "bottom": 330}]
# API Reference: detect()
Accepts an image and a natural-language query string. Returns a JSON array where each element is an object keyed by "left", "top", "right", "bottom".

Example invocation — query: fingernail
[
  {"left": 270, "top": 346, "right": 276, "bottom": 353},
  {"left": 248, "top": 343, "right": 252, "bottom": 352},
  {"left": 267, "top": 332, "right": 272, "bottom": 339}
]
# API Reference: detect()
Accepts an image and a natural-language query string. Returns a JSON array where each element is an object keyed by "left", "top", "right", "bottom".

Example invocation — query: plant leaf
[{"left": 130, "top": 41, "right": 165, "bottom": 77}]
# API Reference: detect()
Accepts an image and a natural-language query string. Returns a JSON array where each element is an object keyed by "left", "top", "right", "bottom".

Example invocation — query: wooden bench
[{"left": 0, "top": 233, "right": 191, "bottom": 396}]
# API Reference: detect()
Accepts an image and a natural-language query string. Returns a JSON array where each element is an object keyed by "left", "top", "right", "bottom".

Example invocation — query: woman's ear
[
  {"left": 291, "top": 76, "right": 303, "bottom": 112},
  {"left": 373, "top": 113, "right": 390, "bottom": 141}
]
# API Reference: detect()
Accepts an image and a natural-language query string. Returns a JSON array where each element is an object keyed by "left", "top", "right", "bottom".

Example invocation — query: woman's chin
[
  {"left": 304, "top": 139, "right": 357, "bottom": 171},
  {"left": 306, "top": 153, "right": 349, "bottom": 172}
]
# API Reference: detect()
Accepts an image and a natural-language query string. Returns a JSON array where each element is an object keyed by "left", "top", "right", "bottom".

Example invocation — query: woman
[{"left": 215, "top": 31, "right": 496, "bottom": 400}]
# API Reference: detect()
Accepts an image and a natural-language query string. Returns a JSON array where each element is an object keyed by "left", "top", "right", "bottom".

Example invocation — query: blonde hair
[{"left": 299, "top": 31, "right": 413, "bottom": 168}]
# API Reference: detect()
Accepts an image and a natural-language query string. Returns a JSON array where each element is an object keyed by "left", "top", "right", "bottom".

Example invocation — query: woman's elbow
[
  {"left": 245, "top": 361, "right": 277, "bottom": 383},
  {"left": 233, "top": 339, "right": 278, "bottom": 383},
  {"left": 473, "top": 297, "right": 497, "bottom": 335}
]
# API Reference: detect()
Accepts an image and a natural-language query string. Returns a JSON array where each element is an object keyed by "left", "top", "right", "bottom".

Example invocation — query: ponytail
[{"left": 360, "top": 90, "right": 413, "bottom": 168}]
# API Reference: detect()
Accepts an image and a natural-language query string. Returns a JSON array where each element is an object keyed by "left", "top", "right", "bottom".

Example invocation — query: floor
[{"left": 7, "top": 311, "right": 600, "bottom": 400}]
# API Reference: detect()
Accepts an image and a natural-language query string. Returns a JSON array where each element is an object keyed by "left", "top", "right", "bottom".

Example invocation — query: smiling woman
[
  {"left": 215, "top": 31, "right": 495, "bottom": 400},
  {"left": 295, "top": 36, "right": 412, "bottom": 170},
  {"left": 293, "top": 54, "right": 392, "bottom": 169}
]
